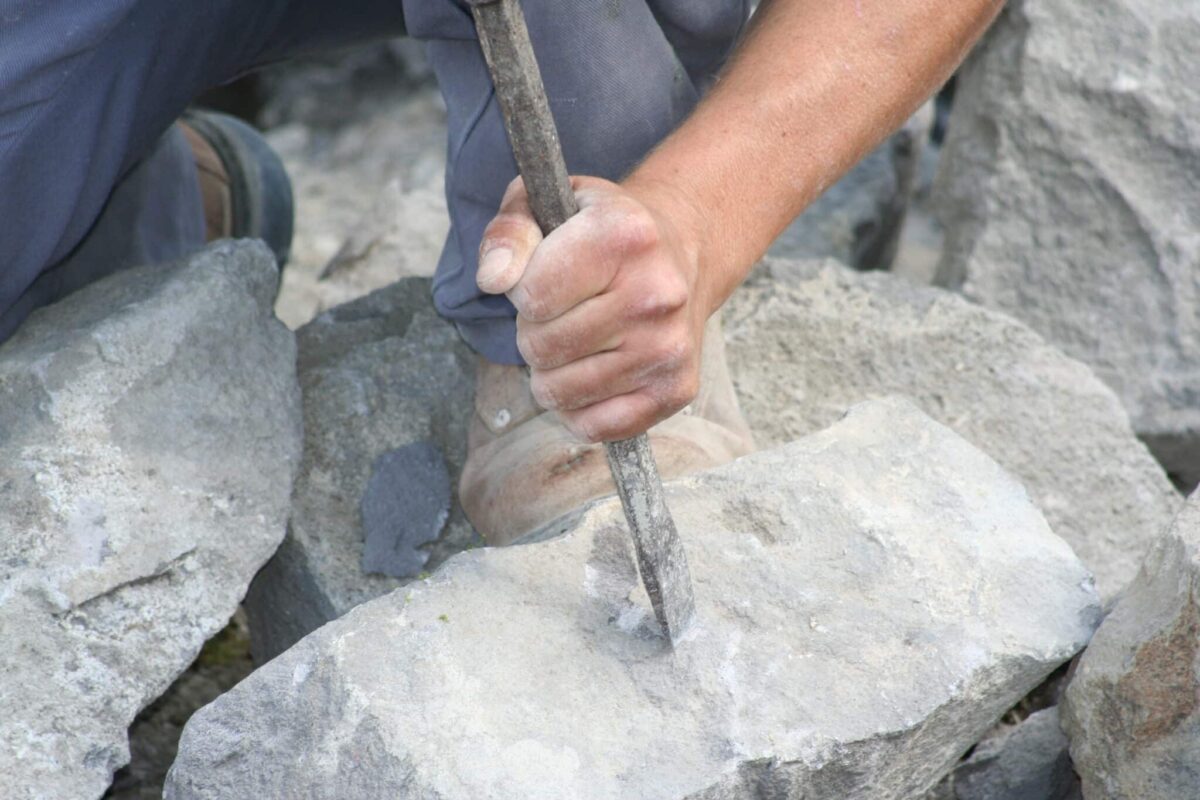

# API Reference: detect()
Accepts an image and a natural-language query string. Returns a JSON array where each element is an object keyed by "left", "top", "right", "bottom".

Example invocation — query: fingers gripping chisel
[{"left": 467, "top": 0, "right": 697, "bottom": 645}]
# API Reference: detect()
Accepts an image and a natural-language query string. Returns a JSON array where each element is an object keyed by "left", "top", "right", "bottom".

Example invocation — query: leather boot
[
  {"left": 460, "top": 316, "right": 755, "bottom": 545},
  {"left": 179, "top": 110, "right": 294, "bottom": 266}
]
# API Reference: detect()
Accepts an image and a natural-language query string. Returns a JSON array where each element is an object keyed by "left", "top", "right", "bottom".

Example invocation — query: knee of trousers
[{"left": 406, "top": 0, "right": 745, "bottom": 362}]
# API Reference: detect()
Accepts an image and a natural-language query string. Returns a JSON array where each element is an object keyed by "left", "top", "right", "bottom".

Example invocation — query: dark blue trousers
[{"left": 0, "top": 0, "right": 747, "bottom": 360}]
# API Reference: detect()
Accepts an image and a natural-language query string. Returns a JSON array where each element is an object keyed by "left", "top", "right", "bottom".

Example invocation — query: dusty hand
[{"left": 476, "top": 176, "right": 712, "bottom": 443}]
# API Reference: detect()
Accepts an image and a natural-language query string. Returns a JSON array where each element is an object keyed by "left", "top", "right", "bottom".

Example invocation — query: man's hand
[
  {"left": 476, "top": 175, "right": 711, "bottom": 443},
  {"left": 475, "top": 0, "right": 1004, "bottom": 443}
]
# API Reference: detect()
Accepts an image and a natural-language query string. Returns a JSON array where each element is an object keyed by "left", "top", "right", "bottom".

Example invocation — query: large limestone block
[
  {"left": 166, "top": 398, "right": 1100, "bottom": 800},
  {"left": 934, "top": 0, "right": 1200, "bottom": 488},
  {"left": 243, "top": 278, "right": 476, "bottom": 662},
  {"left": 0, "top": 241, "right": 302, "bottom": 799},
  {"left": 725, "top": 258, "right": 1181, "bottom": 601},
  {"left": 1061, "top": 490, "right": 1200, "bottom": 799}
]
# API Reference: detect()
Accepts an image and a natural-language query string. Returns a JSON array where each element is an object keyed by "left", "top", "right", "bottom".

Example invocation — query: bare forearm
[
  {"left": 626, "top": 0, "right": 1005, "bottom": 314},
  {"left": 476, "top": 0, "right": 1004, "bottom": 440}
]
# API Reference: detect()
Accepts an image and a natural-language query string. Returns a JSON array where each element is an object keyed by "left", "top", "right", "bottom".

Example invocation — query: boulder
[
  {"left": 1061, "top": 490, "right": 1200, "bottom": 799},
  {"left": 242, "top": 278, "right": 477, "bottom": 663},
  {"left": 0, "top": 241, "right": 301, "bottom": 799},
  {"left": 933, "top": 0, "right": 1200, "bottom": 489},
  {"left": 952, "top": 708, "right": 1082, "bottom": 800},
  {"left": 166, "top": 398, "right": 1100, "bottom": 800},
  {"left": 769, "top": 103, "right": 933, "bottom": 271},
  {"left": 724, "top": 258, "right": 1181, "bottom": 601}
]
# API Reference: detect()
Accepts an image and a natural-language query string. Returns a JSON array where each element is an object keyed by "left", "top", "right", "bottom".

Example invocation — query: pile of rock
[{"left": 5, "top": 0, "right": 1199, "bottom": 796}]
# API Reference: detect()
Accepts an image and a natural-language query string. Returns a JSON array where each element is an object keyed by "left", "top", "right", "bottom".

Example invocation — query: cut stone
[
  {"left": 166, "top": 398, "right": 1100, "bottom": 800},
  {"left": 360, "top": 440, "right": 451, "bottom": 578},
  {"left": 1061, "top": 489, "right": 1200, "bottom": 800},
  {"left": 933, "top": 0, "right": 1200, "bottom": 490},
  {"left": 724, "top": 257, "right": 1181, "bottom": 601},
  {"left": 242, "top": 277, "right": 477, "bottom": 663},
  {"left": 0, "top": 241, "right": 302, "bottom": 800}
]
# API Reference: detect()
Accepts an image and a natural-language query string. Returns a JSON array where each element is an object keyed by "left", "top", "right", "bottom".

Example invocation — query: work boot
[
  {"left": 179, "top": 110, "right": 294, "bottom": 266},
  {"left": 460, "top": 317, "right": 755, "bottom": 545}
]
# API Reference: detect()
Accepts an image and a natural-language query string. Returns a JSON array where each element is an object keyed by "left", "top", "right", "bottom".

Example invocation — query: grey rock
[
  {"left": 724, "top": 258, "right": 1181, "bottom": 601},
  {"left": 1061, "top": 490, "right": 1200, "bottom": 799},
  {"left": 954, "top": 708, "right": 1081, "bottom": 800},
  {"left": 267, "top": 85, "right": 448, "bottom": 329},
  {"left": 770, "top": 103, "right": 933, "bottom": 271},
  {"left": 360, "top": 441, "right": 451, "bottom": 578},
  {"left": 243, "top": 278, "right": 477, "bottom": 663},
  {"left": 934, "top": 0, "right": 1200, "bottom": 490},
  {"left": 0, "top": 241, "right": 302, "bottom": 800},
  {"left": 166, "top": 398, "right": 1100, "bottom": 800}
]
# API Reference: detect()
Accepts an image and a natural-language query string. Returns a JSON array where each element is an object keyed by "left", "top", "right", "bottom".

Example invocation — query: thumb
[{"left": 476, "top": 177, "right": 543, "bottom": 295}]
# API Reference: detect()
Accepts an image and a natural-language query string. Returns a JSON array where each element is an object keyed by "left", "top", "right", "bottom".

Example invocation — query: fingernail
[{"left": 477, "top": 247, "right": 513, "bottom": 290}]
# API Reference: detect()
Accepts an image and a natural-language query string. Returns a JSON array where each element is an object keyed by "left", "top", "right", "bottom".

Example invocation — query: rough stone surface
[
  {"left": 0, "top": 241, "right": 302, "bottom": 800},
  {"left": 243, "top": 277, "right": 478, "bottom": 663},
  {"left": 934, "top": 0, "right": 1200, "bottom": 489},
  {"left": 360, "top": 441, "right": 452, "bottom": 579},
  {"left": 953, "top": 708, "right": 1082, "bottom": 800},
  {"left": 724, "top": 257, "right": 1181, "bottom": 600},
  {"left": 1062, "top": 490, "right": 1200, "bottom": 799},
  {"left": 265, "top": 50, "right": 448, "bottom": 330},
  {"left": 167, "top": 398, "right": 1100, "bottom": 800},
  {"left": 770, "top": 103, "right": 933, "bottom": 271}
]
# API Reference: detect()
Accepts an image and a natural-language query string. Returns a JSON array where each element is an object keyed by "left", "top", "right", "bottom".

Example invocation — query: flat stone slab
[
  {"left": 360, "top": 441, "right": 451, "bottom": 578},
  {"left": 0, "top": 241, "right": 301, "bottom": 800},
  {"left": 167, "top": 398, "right": 1099, "bottom": 800},
  {"left": 725, "top": 258, "right": 1181, "bottom": 601}
]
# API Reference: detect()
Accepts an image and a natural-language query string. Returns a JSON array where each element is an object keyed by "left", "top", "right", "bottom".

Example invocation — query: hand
[{"left": 476, "top": 175, "right": 712, "bottom": 443}]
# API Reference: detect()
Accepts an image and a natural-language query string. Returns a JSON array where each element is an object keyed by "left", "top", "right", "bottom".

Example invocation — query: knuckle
[
  {"left": 516, "top": 328, "right": 550, "bottom": 368},
  {"left": 504, "top": 175, "right": 525, "bottom": 196},
  {"left": 515, "top": 288, "right": 551, "bottom": 322},
  {"left": 655, "top": 331, "right": 692, "bottom": 370},
  {"left": 613, "top": 204, "right": 660, "bottom": 254},
  {"left": 656, "top": 375, "right": 697, "bottom": 417},
  {"left": 674, "top": 371, "right": 700, "bottom": 407},
  {"left": 529, "top": 371, "right": 559, "bottom": 409},
  {"left": 560, "top": 412, "right": 594, "bottom": 443},
  {"left": 484, "top": 212, "right": 537, "bottom": 245},
  {"left": 629, "top": 273, "right": 688, "bottom": 320}
]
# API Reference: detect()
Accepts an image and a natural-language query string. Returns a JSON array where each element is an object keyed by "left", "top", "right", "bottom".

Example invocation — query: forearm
[{"left": 625, "top": 0, "right": 1005, "bottom": 314}]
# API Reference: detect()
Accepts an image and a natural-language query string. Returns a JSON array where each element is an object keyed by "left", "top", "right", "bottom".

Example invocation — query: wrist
[{"left": 622, "top": 171, "right": 723, "bottom": 319}]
